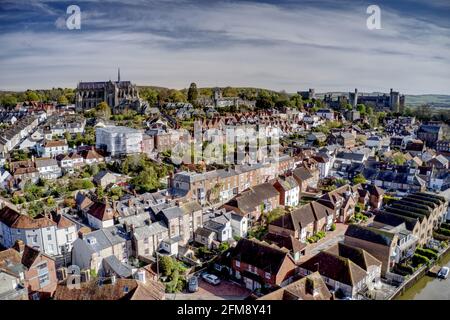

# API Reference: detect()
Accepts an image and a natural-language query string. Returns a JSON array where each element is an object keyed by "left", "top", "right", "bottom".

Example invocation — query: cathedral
[{"left": 75, "top": 69, "right": 143, "bottom": 113}]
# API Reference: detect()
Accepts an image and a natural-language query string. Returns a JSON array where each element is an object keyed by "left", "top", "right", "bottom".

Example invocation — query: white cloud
[{"left": 0, "top": 1, "right": 449, "bottom": 94}]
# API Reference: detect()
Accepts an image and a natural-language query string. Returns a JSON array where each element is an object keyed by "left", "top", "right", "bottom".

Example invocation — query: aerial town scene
[{"left": 0, "top": 0, "right": 449, "bottom": 304}]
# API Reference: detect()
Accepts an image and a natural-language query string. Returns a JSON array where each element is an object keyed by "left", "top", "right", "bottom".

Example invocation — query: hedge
[
  {"left": 437, "top": 228, "right": 450, "bottom": 237},
  {"left": 412, "top": 253, "right": 430, "bottom": 267},
  {"left": 415, "top": 248, "right": 438, "bottom": 260}
]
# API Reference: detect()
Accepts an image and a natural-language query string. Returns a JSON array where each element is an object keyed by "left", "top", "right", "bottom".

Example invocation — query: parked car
[
  {"left": 438, "top": 267, "right": 449, "bottom": 279},
  {"left": 188, "top": 276, "right": 199, "bottom": 292},
  {"left": 202, "top": 273, "right": 221, "bottom": 285}
]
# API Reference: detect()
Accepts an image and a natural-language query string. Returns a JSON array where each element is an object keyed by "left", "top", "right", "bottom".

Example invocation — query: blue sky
[{"left": 0, "top": 0, "right": 449, "bottom": 94}]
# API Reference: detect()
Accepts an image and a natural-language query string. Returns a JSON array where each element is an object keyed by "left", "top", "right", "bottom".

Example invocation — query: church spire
[{"left": 118, "top": 67, "right": 121, "bottom": 82}]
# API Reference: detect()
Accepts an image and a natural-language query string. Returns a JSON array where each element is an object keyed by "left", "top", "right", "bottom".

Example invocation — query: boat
[{"left": 437, "top": 267, "right": 449, "bottom": 279}]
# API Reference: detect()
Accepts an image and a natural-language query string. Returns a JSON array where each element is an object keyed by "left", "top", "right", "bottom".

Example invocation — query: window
[
  {"left": 144, "top": 248, "right": 150, "bottom": 255},
  {"left": 38, "top": 273, "right": 50, "bottom": 288},
  {"left": 47, "top": 234, "right": 52, "bottom": 241}
]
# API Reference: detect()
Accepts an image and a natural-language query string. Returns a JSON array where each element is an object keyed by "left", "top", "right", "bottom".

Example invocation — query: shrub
[
  {"left": 441, "top": 223, "right": 450, "bottom": 230},
  {"left": 437, "top": 228, "right": 450, "bottom": 237},
  {"left": 316, "top": 231, "right": 326, "bottom": 239},
  {"left": 330, "top": 223, "right": 336, "bottom": 231},
  {"left": 415, "top": 248, "right": 438, "bottom": 260},
  {"left": 412, "top": 253, "right": 430, "bottom": 267}
]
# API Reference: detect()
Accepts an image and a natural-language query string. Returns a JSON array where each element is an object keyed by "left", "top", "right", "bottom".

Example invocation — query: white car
[{"left": 202, "top": 273, "right": 221, "bottom": 285}]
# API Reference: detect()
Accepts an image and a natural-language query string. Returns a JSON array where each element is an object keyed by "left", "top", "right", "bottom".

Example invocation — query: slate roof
[
  {"left": 133, "top": 221, "right": 168, "bottom": 241},
  {"left": 103, "top": 255, "right": 133, "bottom": 278},
  {"left": 258, "top": 272, "right": 332, "bottom": 300},
  {"left": 326, "top": 243, "right": 381, "bottom": 271},
  {"left": 345, "top": 224, "right": 395, "bottom": 247},
  {"left": 231, "top": 238, "right": 292, "bottom": 274},
  {"left": 300, "top": 251, "right": 368, "bottom": 287}
]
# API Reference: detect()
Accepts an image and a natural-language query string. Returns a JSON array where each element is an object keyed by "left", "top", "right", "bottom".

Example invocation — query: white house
[
  {"left": 86, "top": 202, "right": 116, "bottom": 230},
  {"left": 230, "top": 212, "right": 248, "bottom": 238},
  {"left": 0, "top": 207, "right": 76, "bottom": 256},
  {"left": 35, "top": 158, "right": 62, "bottom": 180},
  {"left": 316, "top": 109, "right": 334, "bottom": 120},
  {"left": 366, "top": 136, "right": 382, "bottom": 149},
  {"left": 37, "top": 140, "right": 69, "bottom": 158}
]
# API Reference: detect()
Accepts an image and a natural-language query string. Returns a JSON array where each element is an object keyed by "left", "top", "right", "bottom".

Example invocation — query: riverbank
[{"left": 393, "top": 245, "right": 450, "bottom": 300}]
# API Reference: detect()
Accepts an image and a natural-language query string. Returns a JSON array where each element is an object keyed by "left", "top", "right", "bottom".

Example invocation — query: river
[{"left": 396, "top": 251, "right": 450, "bottom": 300}]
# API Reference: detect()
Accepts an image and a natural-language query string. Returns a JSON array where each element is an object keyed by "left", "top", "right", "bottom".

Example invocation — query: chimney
[
  {"left": 306, "top": 277, "right": 319, "bottom": 297},
  {"left": 13, "top": 240, "right": 25, "bottom": 254},
  {"left": 111, "top": 275, "right": 116, "bottom": 284}
]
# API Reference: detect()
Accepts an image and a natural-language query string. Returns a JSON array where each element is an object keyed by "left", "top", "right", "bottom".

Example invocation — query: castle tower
[{"left": 118, "top": 68, "right": 121, "bottom": 82}]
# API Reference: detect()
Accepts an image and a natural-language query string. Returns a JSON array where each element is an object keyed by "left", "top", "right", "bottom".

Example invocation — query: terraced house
[
  {"left": 379, "top": 192, "right": 447, "bottom": 244},
  {"left": 268, "top": 200, "right": 335, "bottom": 243},
  {"left": 169, "top": 158, "right": 294, "bottom": 205}
]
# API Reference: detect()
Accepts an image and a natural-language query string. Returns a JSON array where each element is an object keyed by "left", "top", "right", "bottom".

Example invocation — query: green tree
[
  {"left": 96, "top": 102, "right": 111, "bottom": 119},
  {"left": 25, "top": 90, "right": 40, "bottom": 101},
  {"left": 159, "top": 255, "right": 175, "bottom": 277},
  {"left": 57, "top": 95, "right": 69, "bottom": 105},
  {"left": 352, "top": 174, "right": 367, "bottom": 185},
  {"left": 392, "top": 153, "right": 406, "bottom": 165},
  {"left": 290, "top": 94, "right": 303, "bottom": 109},
  {"left": 168, "top": 89, "right": 186, "bottom": 103},
  {"left": 255, "top": 91, "right": 274, "bottom": 110},
  {"left": 1, "top": 94, "right": 18, "bottom": 107},
  {"left": 356, "top": 104, "right": 366, "bottom": 115},
  {"left": 187, "top": 83, "right": 198, "bottom": 104},
  {"left": 222, "top": 87, "right": 238, "bottom": 97}
]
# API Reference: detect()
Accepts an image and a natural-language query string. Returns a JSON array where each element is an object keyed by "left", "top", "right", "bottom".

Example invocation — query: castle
[{"left": 348, "top": 88, "right": 405, "bottom": 113}]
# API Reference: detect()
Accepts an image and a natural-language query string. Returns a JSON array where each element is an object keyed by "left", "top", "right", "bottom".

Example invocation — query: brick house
[
  {"left": 272, "top": 176, "right": 300, "bottom": 207},
  {"left": 268, "top": 201, "right": 334, "bottom": 243},
  {"left": 344, "top": 224, "right": 398, "bottom": 275},
  {"left": 222, "top": 182, "right": 280, "bottom": 222},
  {"left": 292, "top": 165, "right": 319, "bottom": 195},
  {"left": 0, "top": 241, "right": 58, "bottom": 300},
  {"left": 317, "top": 185, "right": 357, "bottom": 223},
  {"left": 230, "top": 238, "right": 297, "bottom": 291},
  {"left": 298, "top": 243, "right": 381, "bottom": 299},
  {"left": 258, "top": 272, "right": 332, "bottom": 300}
]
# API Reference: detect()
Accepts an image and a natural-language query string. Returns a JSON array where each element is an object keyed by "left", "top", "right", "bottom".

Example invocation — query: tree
[
  {"left": 392, "top": 153, "right": 406, "bottom": 165},
  {"left": 356, "top": 104, "right": 366, "bottom": 115},
  {"left": 255, "top": 91, "right": 274, "bottom": 110},
  {"left": 222, "top": 87, "right": 238, "bottom": 97},
  {"left": 1, "top": 94, "right": 18, "bottom": 108},
  {"left": 96, "top": 102, "right": 111, "bottom": 119},
  {"left": 352, "top": 174, "right": 367, "bottom": 185},
  {"left": 290, "top": 94, "right": 303, "bottom": 109},
  {"left": 168, "top": 89, "right": 186, "bottom": 103},
  {"left": 57, "top": 95, "right": 69, "bottom": 105},
  {"left": 131, "top": 166, "right": 160, "bottom": 192},
  {"left": 141, "top": 88, "right": 159, "bottom": 107},
  {"left": 96, "top": 186, "right": 104, "bottom": 199},
  {"left": 159, "top": 255, "right": 175, "bottom": 277},
  {"left": 25, "top": 90, "right": 40, "bottom": 101},
  {"left": 187, "top": 83, "right": 198, "bottom": 104}
]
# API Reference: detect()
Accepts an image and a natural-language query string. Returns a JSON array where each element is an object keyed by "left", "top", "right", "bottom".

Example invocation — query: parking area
[{"left": 166, "top": 278, "right": 251, "bottom": 300}]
